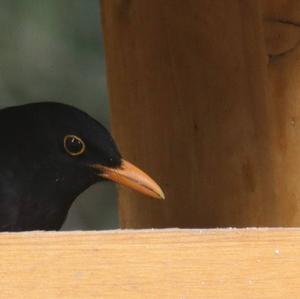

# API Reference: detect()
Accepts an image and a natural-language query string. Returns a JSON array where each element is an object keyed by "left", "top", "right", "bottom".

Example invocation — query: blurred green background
[{"left": 0, "top": 1, "right": 119, "bottom": 230}]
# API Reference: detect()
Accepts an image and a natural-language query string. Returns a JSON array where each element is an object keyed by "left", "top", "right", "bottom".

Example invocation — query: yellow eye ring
[{"left": 64, "top": 135, "right": 86, "bottom": 156}]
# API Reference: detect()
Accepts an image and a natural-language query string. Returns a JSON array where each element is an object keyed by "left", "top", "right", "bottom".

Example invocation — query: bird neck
[{"left": 14, "top": 163, "right": 96, "bottom": 231}]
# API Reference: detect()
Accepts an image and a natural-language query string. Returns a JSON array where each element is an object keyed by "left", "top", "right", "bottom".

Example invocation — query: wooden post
[{"left": 101, "top": 1, "right": 299, "bottom": 228}]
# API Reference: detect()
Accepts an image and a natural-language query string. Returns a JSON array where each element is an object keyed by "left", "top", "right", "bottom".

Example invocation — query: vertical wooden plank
[
  {"left": 101, "top": 0, "right": 276, "bottom": 228},
  {"left": 262, "top": 0, "right": 300, "bottom": 225}
]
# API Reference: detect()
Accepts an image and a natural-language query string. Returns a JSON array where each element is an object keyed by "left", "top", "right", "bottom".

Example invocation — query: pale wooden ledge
[{"left": 0, "top": 228, "right": 300, "bottom": 298}]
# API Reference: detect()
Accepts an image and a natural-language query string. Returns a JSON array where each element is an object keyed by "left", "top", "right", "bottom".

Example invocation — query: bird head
[{"left": 2, "top": 102, "right": 164, "bottom": 202}]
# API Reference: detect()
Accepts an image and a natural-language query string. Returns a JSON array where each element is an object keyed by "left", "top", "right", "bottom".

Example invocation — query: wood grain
[
  {"left": 262, "top": 0, "right": 300, "bottom": 226},
  {"left": 101, "top": 0, "right": 277, "bottom": 228},
  {"left": 0, "top": 229, "right": 300, "bottom": 298}
]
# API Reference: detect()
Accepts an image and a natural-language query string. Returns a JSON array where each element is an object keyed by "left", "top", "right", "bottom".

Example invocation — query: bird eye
[{"left": 64, "top": 135, "right": 85, "bottom": 156}]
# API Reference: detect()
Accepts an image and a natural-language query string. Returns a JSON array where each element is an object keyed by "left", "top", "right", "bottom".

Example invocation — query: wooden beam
[
  {"left": 101, "top": 0, "right": 278, "bottom": 228},
  {"left": 1, "top": 229, "right": 300, "bottom": 298}
]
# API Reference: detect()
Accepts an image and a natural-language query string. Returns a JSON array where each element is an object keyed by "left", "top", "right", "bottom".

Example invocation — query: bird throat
[{"left": 13, "top": 167, "right": 96, "bottom": 231}]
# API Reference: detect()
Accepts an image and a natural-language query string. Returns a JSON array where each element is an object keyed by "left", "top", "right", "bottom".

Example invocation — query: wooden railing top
[{"left": 0, "top": 228, "right": 299, "bottom": 298}]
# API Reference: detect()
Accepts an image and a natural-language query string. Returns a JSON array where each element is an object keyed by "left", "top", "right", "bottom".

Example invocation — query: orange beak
[{"left": 92, "top": 159, "right": 165, "bottom": 200}]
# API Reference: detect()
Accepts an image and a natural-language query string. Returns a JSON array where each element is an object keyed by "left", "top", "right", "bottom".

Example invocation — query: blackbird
[{"left": 0, "top": 102, "right": 164, "bottom": 231}]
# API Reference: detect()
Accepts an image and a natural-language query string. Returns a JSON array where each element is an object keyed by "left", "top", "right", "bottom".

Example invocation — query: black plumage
[{"left": 0, "top": 102, "right": 163, "bottom": 231}]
